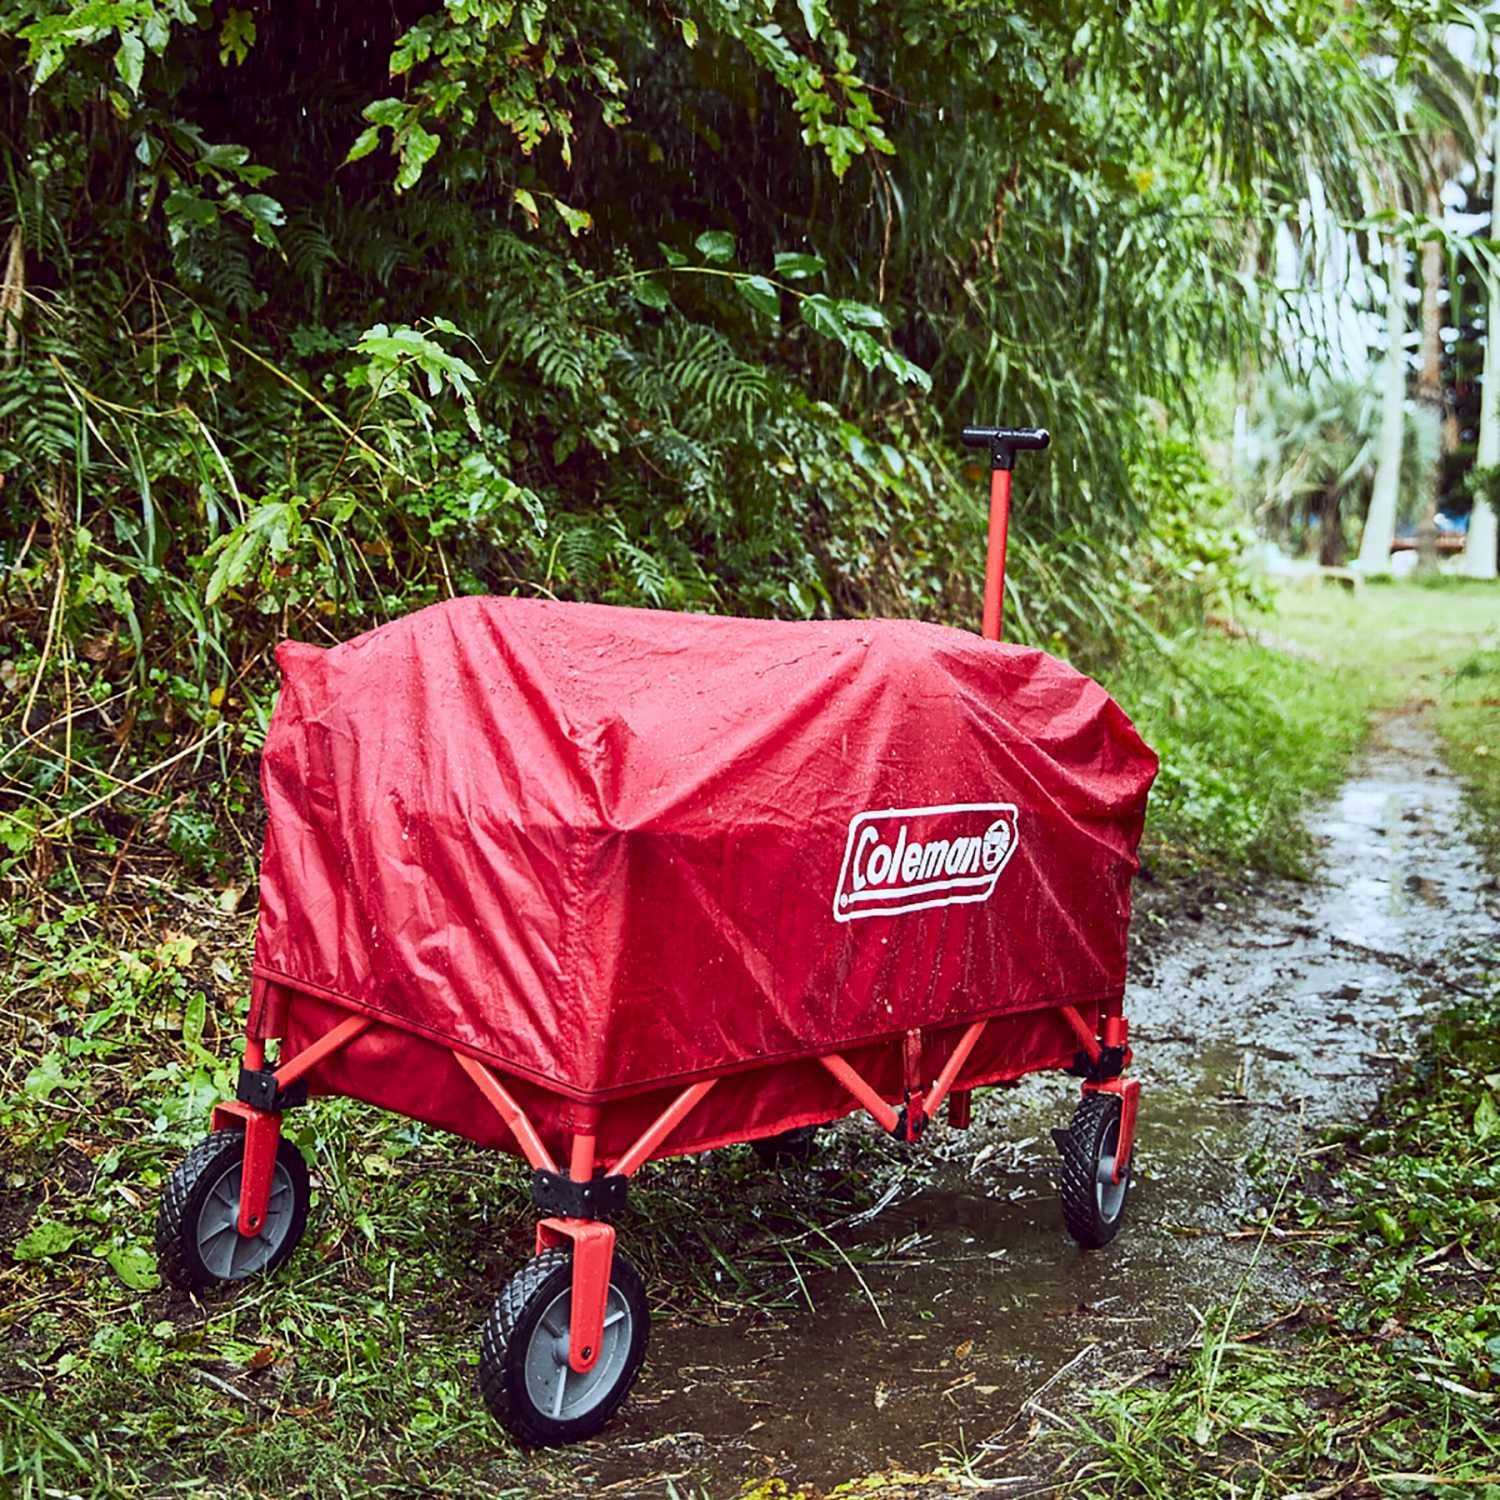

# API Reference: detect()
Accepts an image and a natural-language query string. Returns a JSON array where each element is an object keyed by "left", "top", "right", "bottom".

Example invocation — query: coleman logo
[{"left": 832, "top": 802, "right": 1019, "bottom": 922}]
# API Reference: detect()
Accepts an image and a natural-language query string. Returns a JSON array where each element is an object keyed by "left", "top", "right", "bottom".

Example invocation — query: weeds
[{"left": 1112, "top": 633, "right": 1376, "bottom": 879}]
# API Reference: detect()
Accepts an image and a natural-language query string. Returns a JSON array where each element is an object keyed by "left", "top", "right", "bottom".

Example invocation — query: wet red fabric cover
[{"left": 252, "top": 596, "right": 1157, "bottom": 1106}]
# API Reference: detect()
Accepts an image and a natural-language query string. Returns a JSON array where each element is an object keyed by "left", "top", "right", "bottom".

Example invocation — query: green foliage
[
  {"left": 1109, "top": 633, "right": 1375, "bottom": 878},
  {"left": 1068, "top": 970, "right": 1500, "bottom": 1498},
  {"left": 0, "top": 0, "right": 1445, "bottom": 882}
]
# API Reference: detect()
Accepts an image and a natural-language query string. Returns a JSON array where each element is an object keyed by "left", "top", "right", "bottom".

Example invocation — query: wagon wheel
[
  {"left": 156, "top": 1131, "right": 311, "bottom": 1293},
  {"left": 1054, "top": 1093, "right": 1131, "bottom": 1249},
  {"left": 480, "top": 1248, "right": 649, "bottom": 1446},
  {"left": 751, "top": 1124, "right": 819, "bottom": 1168}
]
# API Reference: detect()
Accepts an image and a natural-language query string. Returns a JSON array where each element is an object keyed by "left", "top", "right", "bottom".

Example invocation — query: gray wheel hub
[
  {"left": 1094, "top": 1117, "right": 1127, "bottom": 1222},
  {"left": 195, "top": 1157, "right": 296, "bottom": 1280},
  {"left": 523, "top": 1284, "right": 633, "bottom": 1423}
]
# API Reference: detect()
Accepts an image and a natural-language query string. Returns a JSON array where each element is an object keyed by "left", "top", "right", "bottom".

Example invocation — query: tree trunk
[
  {"left": 1318, "top": 487, "right": 1346, "bottom": 566},
  {"left": 1415, "top": 182, "right": 1447, "bottom": 572},
  {"left": 1464, "top": 112, "right": 1500, "bottom": 580},
  {"left": 1358, "top": 238, "right": 1406, "bottom": 572}
]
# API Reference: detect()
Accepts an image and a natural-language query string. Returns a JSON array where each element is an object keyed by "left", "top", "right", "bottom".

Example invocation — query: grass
[
  {"left": 2, "top": 584, "right": 1489, "bottom": 1497},
  {"left": 1058, "top": 576, "right": 1500, "bottom": 1500},
  {"left": 1275, "top": 575, "right": 1500, "bottom": 866},
  {"left": 1060, "top": 971, "right": 1500, "bottom": 1499},
  {"left": 1107, "top": 629, "right": 1376, "bottom": 879},
  {"left": 0, "top": 892, "right": 926, "bottom": 1497}
]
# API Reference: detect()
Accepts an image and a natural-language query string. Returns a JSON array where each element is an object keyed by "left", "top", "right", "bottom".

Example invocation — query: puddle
[{"left": 540, "top": 709, "right": 1500, "bottom": 1498}]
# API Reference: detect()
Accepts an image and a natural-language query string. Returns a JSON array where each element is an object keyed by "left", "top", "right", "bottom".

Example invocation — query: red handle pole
[{"left": 981, "top": 465, "right": 1012, "bottom": 641}]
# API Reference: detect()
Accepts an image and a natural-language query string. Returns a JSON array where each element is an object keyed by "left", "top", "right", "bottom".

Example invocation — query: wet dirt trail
[{"left": 558, "top": 707, "right": 1498, "bottom": 1499}]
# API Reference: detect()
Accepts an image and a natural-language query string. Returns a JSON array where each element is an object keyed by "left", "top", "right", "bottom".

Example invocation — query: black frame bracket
[
  {"left": 531, "top": 1168, "right": 631, "bottom": 1220},
  {"left": 236, "top": 1066, "right": 308, "bottom": 1113},
  {"left": 1067, "top": 1045, "right": 1128, "bottom": 1083}
]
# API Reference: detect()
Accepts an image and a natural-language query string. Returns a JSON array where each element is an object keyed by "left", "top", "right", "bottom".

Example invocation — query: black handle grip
[{"left": 961, "top": 425, "right": 1051, "bottom": 471}]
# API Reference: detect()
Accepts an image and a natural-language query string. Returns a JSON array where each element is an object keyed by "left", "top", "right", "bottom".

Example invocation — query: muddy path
[{"left": 539, "top": 707, "right": 1498, "bottom": 1499}]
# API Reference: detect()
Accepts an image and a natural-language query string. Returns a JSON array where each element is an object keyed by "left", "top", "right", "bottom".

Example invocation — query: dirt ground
[{"left": 518, "top": 704, "right": 1499, "bottom": 1498}]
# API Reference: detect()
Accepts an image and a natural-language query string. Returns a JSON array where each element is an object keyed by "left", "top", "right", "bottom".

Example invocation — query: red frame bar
[
  {"left": 1059, "top": 1004, "right": 1101, "bottom": 1062},
  {"left": 921, "top": 1019, "right": 986, "bottom": 1122},
  {"left": 818, "top": 1052, "right": 901, "bottom": 1133},
  {"left": 611, "top": 1080, "right": 717, "bottom": 1178},
  {"left": 209, "top": 1099, "right": 284, "bottom": 1237},
  {"left": 275, "top": 1014, "right": 371, "bottom": 1088},
  {"left": 454, "top": 1052, "right": 559, "bottom": 1174},
  {"left": 1084, "top": 1075, "right": 1140, "bottom": 1182},
  {"left": 982, "top": 466, "right": 1013, "bottom": 641},
  {"left": 536, "top": 1217, "right": 616, "bottom": 1374}
]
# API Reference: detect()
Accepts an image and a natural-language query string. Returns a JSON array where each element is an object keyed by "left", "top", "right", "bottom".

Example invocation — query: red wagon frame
[{"left": 216, "top": 971, "right": 1139, "bottom": 1378}]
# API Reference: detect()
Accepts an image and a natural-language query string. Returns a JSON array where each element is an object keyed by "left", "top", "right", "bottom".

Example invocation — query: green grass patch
[
  {"left": 1438, "top": 646, "right": 1500, "bottom": 873},
  {"left": 1064, "top": 974, "right": 1500, "bottom": 1498},
  {"left": 1105, "top": 632, "right": 1375, "bottom": 879},
  {"left": 0, "top": 897, "right": 912, "bottom": 1498},
  {"left": 1273, "top": 575, "right": 1500, "bottom": 870}
]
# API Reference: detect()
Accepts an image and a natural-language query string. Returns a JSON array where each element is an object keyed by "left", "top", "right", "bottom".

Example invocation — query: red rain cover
[{"left": 252, "top": 596, "right": 1157, "bottom": 1103}]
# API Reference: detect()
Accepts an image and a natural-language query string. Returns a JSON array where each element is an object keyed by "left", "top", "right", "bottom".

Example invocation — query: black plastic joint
[
  {"left": 1066, "top": 1045, "right": 1127, "bottom": 1082},
  {"left": 532, "top": 1168, "right": 630, "bottom": 1220},
  {"left": 889, "top": 1103, "right": 927, "bottom": 1144},
  {"left": 235, "top": 1067, "right": 307, "bottom": 1112}
]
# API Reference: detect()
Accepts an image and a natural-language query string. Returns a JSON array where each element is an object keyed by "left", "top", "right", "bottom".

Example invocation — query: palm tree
[
  {"left": 1357, "top": 232, "right": 1410, "bottom": 571},
  {"left": 1463, "top": 36, "right": 1500, "bottom": 578},
  {"left": 1249, "top": 369, "right": 1439, "bottom": 564}
]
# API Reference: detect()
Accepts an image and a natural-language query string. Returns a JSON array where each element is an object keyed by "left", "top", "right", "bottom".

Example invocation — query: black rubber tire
[
  {"left": 1056, "top": 1092, "right": 1131, "bottom": 1250},
  {"left": 751, "top": 1124, "right": 819, "bottom": 1167},
  {"left": 480, "top": 1247, "right": 649, "bottom": 1446},
  {"left": 155, "top": 1130, "right": 311, "bottom": 1293}
]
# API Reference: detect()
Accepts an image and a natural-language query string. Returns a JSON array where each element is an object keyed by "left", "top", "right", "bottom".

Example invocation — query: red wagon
[{"left": 155, "top": 427, "right": 1157, "bottom": 1444}]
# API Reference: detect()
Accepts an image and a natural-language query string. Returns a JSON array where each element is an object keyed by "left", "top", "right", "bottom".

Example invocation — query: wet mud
[{"left": 555, "top": 709, "right": 1499, "bottom": 1498}]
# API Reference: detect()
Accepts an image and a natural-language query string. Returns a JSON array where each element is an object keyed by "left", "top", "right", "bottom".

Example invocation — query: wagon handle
[{"left": 960, "top": 424, "right": 1050, "bottom": 641}]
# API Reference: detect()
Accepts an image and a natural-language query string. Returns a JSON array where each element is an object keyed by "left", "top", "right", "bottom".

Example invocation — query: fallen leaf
[
  {"left": 107, "top": 1243, "right": 161, "bottom": 1290},
  {"left": 245, "top": 1346, "right": 278, "bottom": 1371},
  {"left": 14, "top": 1220, "right": 82, "bottom": 1261}
]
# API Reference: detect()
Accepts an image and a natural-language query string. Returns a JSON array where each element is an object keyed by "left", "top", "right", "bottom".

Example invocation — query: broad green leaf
[
  {"left": 219, "top": 7, "right": 256, "bottom": 65},
  {"left": 633, "top": 277, "right": 671, "bottom": 310},
  {"left": 345, "top": 125, "right": 381, "bottom": 164},
  {"left": 107, "top": 1244, "right": 161, "bottom": 1291},
  {"left": 554, "top": 200, "right": 592, "bottom": 236},
  {"left": 513, "top": 187, "right": 540, "bottom": 227},
  {"left": 115, "top": 30, "right": 144, "bottom": 94},
  {"left": 799, "top": 293, "right": 844, "bottom": 341},
  {"left": 14, "top": 1220, "right": 81, "bottom": 1262},
  {"left": 735, "top": 275, "right": 780, "bottom": 318},
  {"left": 695, "top": 230, "right": 736, "bottom": 264},
  {"left": 241, "top": 194, "right": 285, "bottom": 242},
  {"left": 199, "top": 143, "right": 251, "bottom": 171},
  {"left": 362, "top": 97, "right": 406, "bottom": 129},
  {"left": 395, "top": 123, "right": 440, "bottom": 192},
  {"left": 1477, "top": 1091, "right": 1500, "bottom": 1142},
  {"left": 845, "top": 326, "right": 883, "bottom": 369},
  {"left": 183, "top": 989, "right": 206, "bottom": 1048},
  {"left": 835, "top": 299, "right": 886, "bottom": 328},
  {"left": 659, "top": 243, "right": 688, "bottom": 268},
  {"left": 880, "top": 345, "right": 932, "bottom": 392},
  {"left": 774, "top": 251, "right": 825, "bottom": 280},
  {"left": 678, "top": 16, "right": 698, "bottom": 47}
]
